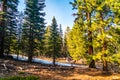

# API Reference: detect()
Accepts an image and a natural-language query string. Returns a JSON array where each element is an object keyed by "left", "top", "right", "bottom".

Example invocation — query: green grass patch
[
  {"left": 18, "top": 71, "right": 26, "bottom": 74},
  {"left": 0, "top": 76, "right": 40, "bottom": 80}
]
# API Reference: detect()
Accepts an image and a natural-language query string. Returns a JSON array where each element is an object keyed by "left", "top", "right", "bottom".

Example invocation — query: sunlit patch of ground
[
  {"left": 0, "top": 58, "right": 120, "bottom": 80},
  {"left": 37, "top": 56, "right": 86, "bottom": 65}
]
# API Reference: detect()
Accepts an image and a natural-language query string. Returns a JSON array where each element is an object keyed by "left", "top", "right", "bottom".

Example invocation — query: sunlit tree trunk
[
  {"left": 100, "top": 12, "right": 108, "bottom": 72},
  {"left": 102, "top": 43, "right": 108, "bottom": 72},
  {"left": 87, "top": 12, "right": 96, "bottom": 68}
]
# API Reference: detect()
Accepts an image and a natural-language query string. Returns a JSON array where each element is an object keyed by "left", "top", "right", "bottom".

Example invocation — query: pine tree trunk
[
  {"left": 52, "top": 34, "right": 56, "bottom": 67},
  {"left": 88, "top": 45, "right": 96, "bottom": 68},
  {"left": 0, "top": 0, "right": 7, "bottom": 58},
  {"left": 28, "top": 26, "right": 33, "bottom": 63},
  {"left": 103, "top": 59, "right": 108, "bottom": 72},
  {"left": 53, "top": 52, "right": 55, "bottom": 66},
  {"left": 89, "top": 60, "right": 96, "bottom": 68},
  {"left": 102, "top": 43, "right": 108, "bottom": 72},
  {"left": 53, "top": 43, "right": 56, "bottom": 66},
  {"left": 17, "top": 48, "right": 19, "bottom": 60},
  {"left": 28, "top": 52, "right": 33, "bottom": 63},
  {"left": 7, "top": 31, "right": 12, "bottom": 57},
  {"left": 87, "top": 12, "right": 96, "bottom": 68},
  {"left": 100, "top": 12, "right": 108, "bottom": 72},
  {"left": 28, "top": 41, "right": 33, "bottom": 63}
]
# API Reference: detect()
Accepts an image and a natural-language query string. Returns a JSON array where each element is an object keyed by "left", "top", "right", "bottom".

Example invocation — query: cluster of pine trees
[
  {"left": 0, "top": 0, "right": 120, "bottom": 72},
  {"left": 0, "top": 0, "right": 63, "bottom": 65},
  {"left": 65, "top": 0, "right": 120, "bottom": 71}
]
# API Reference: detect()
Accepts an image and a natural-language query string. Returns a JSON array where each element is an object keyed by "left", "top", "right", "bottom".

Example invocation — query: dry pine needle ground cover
[{"left": 0, "top": 58, "right": 120, "bottom": 80}]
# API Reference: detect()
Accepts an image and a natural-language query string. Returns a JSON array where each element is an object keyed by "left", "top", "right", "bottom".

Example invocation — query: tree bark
[
  {"left": 53, "top": 39, "right": 56, "bottom": 66},
  {"left": 103, "top": 58, "right": 108, "bottom": 71},
  {"left": 0, "top": 0, "right": 7, "bottom": 58},
  {"left": 87, "top": 12, "right": 96, "bottom": 68},
  {"left": 100, "top": 12, "right": 108, "bottom": 72},
  {"left": 89, "top": 60, "right": 96, "bottom": 68},
  {"left": 102, "top": 43, "right": 108, "bottom": 72},
  {"left": 28, "top": 25, "right": 33, "bottom": 63},
  {"left": 53, "top": 52, "right": 55, "bottom": 66}
]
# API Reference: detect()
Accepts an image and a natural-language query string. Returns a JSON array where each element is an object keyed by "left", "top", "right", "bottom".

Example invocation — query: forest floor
[{"left": 0, "top": 58, "right": 120, "bottom": 80}]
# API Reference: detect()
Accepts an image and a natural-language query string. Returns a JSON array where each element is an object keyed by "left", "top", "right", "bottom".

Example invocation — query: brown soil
[{"left": 0, "top": 58, "right": 120, "bottom": 80}]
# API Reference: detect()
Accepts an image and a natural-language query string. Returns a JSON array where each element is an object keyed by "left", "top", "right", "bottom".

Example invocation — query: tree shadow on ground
[{"left": 1, "top": 58, "right": 120, "bottom": 80}]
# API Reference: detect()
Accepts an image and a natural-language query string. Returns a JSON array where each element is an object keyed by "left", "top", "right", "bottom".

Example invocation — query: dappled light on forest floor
[{"left": 0, "top": 58, "right": 120, "bottom": 80}]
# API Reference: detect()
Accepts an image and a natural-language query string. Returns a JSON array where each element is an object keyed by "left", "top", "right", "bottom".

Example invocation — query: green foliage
[
  {"left": 50, "top": 17, "right": 62, "bottom": 57},
  {"left": 43, "top": 17, "right": 63, "bottom": 65},
  {"left": 43, "top": 25, "right": 52, "bottom": 57},
  {"left": 112, "top": 53, "right": 120, "bottom": 64},
  {"left": 63, "top": 26, "right": 70, "bottom": 57},
  {"left": 66, "top": 23, "right": 86, "bottom": 60},
  {"left": 0, "top": 0, "right": 19, "bottom": 55},
  {"left": 43, "top": 19, "right": 63, "bottom": 58},
  {"left": 70, "top": 0, "right": 120, "bottom": 69},
  {"left": 22, "top": 0, "right": 46, "bottom": 62},
  {"left": 18, "top": 71, "right": 25, "bottom": 74},
  {"left": 0, "top": 76, "right": 40, "bottom": 80},
  {"left": 16, "top": 12, "right": 24, "bottom": 56},
  {"left": 58, "top": 24, "right": 63, "bottom": 56}
]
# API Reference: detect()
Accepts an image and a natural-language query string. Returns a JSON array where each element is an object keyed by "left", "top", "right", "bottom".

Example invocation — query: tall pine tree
[
  {"left": 0, "top": 0, "right": 19, "bottom": 57},
  {"left": 70, "top": 0, "right": 120, "bottom": 71},
  {"left": 58, "top": 24, "right": 63, "bottom": 57},
  {"left": 23, "top": 0, "right": 46, "bottom": 62},
  {"left": 44, "top": 24, "right": 63, "bottom": 58},
  {"left": 43, "top": 25, "right": 52, "bottom": 57},
  {"left": 70, "top": 0, "right": 96, "bottom": 68},
  {"left": 50, "top": 16, "right": 60, "bottom": 66},
  {"left": 63, "top": 26, "right": 71, "bottom": 57},
  {"left": 4, "top": 0, "right": 19, "bottom": 56},
  {"left": 0, "top": 0, "right": 7, "bottom": 57}
]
